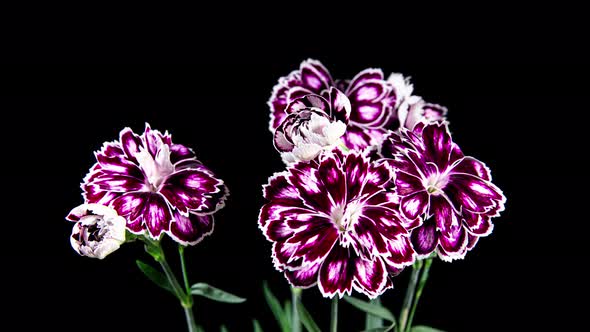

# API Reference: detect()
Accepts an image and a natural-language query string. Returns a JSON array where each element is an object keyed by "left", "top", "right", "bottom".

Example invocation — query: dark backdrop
[{"left": 2, "top": 38, "right": 588, "bottom": 331}]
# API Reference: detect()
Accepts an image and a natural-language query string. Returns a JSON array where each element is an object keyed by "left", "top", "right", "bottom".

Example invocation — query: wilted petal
[
  {"left": 318, "top": 245, "right": 355, "bottom": 298},
  {"left": 169, "top": 211, "right": 214, "bottom": 245}
]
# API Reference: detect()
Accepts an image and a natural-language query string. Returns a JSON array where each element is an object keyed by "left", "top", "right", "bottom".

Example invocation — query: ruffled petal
[
  {"left": 142, "top": 193, "right": 172, "bottom": 239},
  {"left": 352, "top": 256, "right": 388, "bottom": 299},
  {"left": 318, "top": 155, "right": 346, "bottom": 207},
  {"left": 446, "top": 173, "right": 503, "bottom": 213},
  {"left": 289, "top": 162, "right": 332, "bottom": 214},
  {"left": 318, "top": 245, "right": 355, "bottom": 298},
  {"left": 160, "top": 168, "right": 226, "bottom": 214},
  {"left": 300, "top": 59, "right": 332, "bottom": 92},
  {"left": 169, "top": 211, "right": 214, "bottom": 245},
  {"left": 384, "top": 236, "right": 416, "bottom": 268},
  {"left": 119, "top": 127, "right": 143, "bottom": 162},
  {"left": 438, "top": 224, "right": 468, "bottom": 261},
  {"left": 400, "top": 190, "right": 429, "bottom": 220}
]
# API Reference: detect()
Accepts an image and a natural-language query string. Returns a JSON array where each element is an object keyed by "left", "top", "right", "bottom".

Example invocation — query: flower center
[
  {"left": 136, "top": 145, "right": 175, "bottom": 191},
  {"left": 425, "top": 172, "right": 448, "bottom": 196},
  {"left": 330, "top": 201, "right": 363, "bottom": 233}
]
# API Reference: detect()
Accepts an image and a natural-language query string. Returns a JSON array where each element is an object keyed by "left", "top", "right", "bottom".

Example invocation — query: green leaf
[
  {"left": 195, "top": 325, "right": 205, "bottom": 332},
  {"left": 344, "top": 296, "right": 396, "bottom": 323},
  {"left": 365, "top": 297, "right": 384, "bottom": 329},
  {"left": 296, "top": 302, "right": 321, "bottom": 332},
  {"left": 410, "top": 326, "right": 446, "bottom": 332},
  {"left": 190, "top": 283, "right": 246, "bottom": 303},
  {"left": 253, "top": 319, "right": 263, "bottom": 332},
  {"left": 262, "top": 282, "right": 290, "bottom": 332},
  {"left": 364, "top": 328, "right": 394, "bottom": 332},
  {"left": 143, "top": 241, "right": 162, "bottom": 261},
  {"left": 220, "top": 325, "right": 229, "bottom": 332},
  {"left": 135, "top": 260, "right": 174, "bottom": 295}
]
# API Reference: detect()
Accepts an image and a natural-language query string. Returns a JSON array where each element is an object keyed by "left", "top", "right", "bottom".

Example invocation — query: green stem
[
  {"left": 330, "top": 297, "right": 339, "bottom": 332},
  {"left": 399, "top": 260, "right": 423, "bottom": 332},
  {"left": 178, "top": 245, "right": 196, "bottom": 332},
  {"left": 405, "top": 258, "right": 433, "bottom": 332},
  {"left": 291, "top": 287, "right": 302, "bottom": 332},
  {"left": 179, "top": 245, "right": 191, "bottom": 294}
]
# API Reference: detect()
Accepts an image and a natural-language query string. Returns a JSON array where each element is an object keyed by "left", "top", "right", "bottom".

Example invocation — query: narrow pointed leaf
[
  {"left": 344, "top": 296, "right": 396, "bottom": 324},
  {"left": 190, "top": 283, "right": 246, "bottom": 303},
  {"left": 262, "top": 282, "right": 290, "bottom": 332},
  {"left": 136, "top": 260, "right": 174, "bottom": 295},
  {"left": 253, "top": 319, "right": 264, "bottom": 332},
  {"left": 364, "top": 326, "right": 395, "bottom": 332},
  {"left": 297, "top": 302, "right": 321, "bottom": 332},
  {"left": 365, "top": 297, "right": 384, "bottom": 329},
  {"left": 411, "top": 326, "right": 446, "bottom": 332}
]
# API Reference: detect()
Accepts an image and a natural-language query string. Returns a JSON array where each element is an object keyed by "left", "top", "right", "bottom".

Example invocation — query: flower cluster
[
  {"left": 261, "top": 59, "right": 505, "bottom": 298},
  {"left": 66, "top": 123, "right": 228, "bottom": 258}
]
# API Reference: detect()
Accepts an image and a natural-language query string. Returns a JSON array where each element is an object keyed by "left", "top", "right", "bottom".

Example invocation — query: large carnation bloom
[
  {"left": 269, "top": 59, "right": 405, "bottom": 151},
  {"left": 82, "top": 123, "right": 228, "bottom": 245},
  {"left": 259, "top": 149, "right": 416, "bottom": 298},
  {"left": 381, "top": 122, "right": 505, "bottom": 261}
]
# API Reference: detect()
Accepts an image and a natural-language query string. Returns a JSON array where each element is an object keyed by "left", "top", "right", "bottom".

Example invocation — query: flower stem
[
  {"left": 330, "top": 297, "right": 339, "bottom": 332},
  {"left": 178, "top": 245, "right": 197, "bottom": 332},
  {"left": 291, "top": 287, "right": 302, "bottom": 332},
  {"left": 399, "top": 260, "right": 423, "bottom": 332},
  {"left": 405, "top": 258, "right": 433, "bottom": 332},
  {"left": 179, "top": 245, "right": 192, "bottom": 294}
]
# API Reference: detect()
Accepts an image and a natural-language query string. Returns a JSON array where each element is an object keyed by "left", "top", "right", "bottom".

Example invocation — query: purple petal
[
  {"left": 354, "top": 215, "right": 389, "bottom": 257},
  {"left": 343, "top": 152, "right": 369, "bottom": 200},
  {"left": 119, "top": 127, "right": 143, "bottom": 162},
  {"left": 384, "top": 236, "right": 416, "bottom": 268},
  {"left": 300, "top": 59, "right": 332, "bottom": 92},
  {"left": 92, "top": 174, "right": 146, "bottom": 192},
  {"left": 327, "top": 87, "right": 351, "bottom": 124},
  {"left": 361, "top": 162, "right": 393, "bottom": 197},
  {"left": 273, "top": 242, "right": 302, "bottom": 270},
  {"left": 350, "top": 102, "right": 386, "bottom": 125},
  {"left": 361, "top": 206, "right": 406, "bottom": 240},
  {"left": 288, "top": 216, "right": 338, "bottom": 264},
  {"left": 352, "top": 256, "right": 388, "bottom": 298},
  {"left": 111, "top": 192, "right": 148, "bottom": 221},
  {"left": 430, "top": 195, "right": 460, "bottom": 231},
  {"left": 143, "top": 193, "right": 172, "bottom": 239},
  {"left": 265, "top": 220, "right": 295, "bottom": 242},
  {"left": 395, "top": 170, "right": 424, "bottom": 196},
  {"left": 421, "top": 122, "right": 453, "bottom": 170},
  {"left": 347, "top": 69, "right": 384, "bottom": 93},
  {"left": 263, "top": 172, "right": 301, "bottom": 203},
  {"left": 287, "top": 86, "right": 315, "bottom": 102},
  {"left": 463, "top": 211, "right": 494, "bottom": 236},
  {"left": 160, "top": 168, "right": 225, "bottom": 214},
  {"left": 95, "top": 153, "right": 144, "bottom": 179},
  {"left": 467, "top": 234, "right": 479, "bottom": 250},
  {"left": 286, "top": 94, "right": 330, "bottom": 115},
  {"left": 451, "top": 156, "right": 491, "bottom": 181},
  {"left": 142, "top": 123, "right": 161, "bottom": 157},
  {"left": 411, "top": 220, "right": 438, "bottom": 257},
  {"left": 318, "top": 244, "right": 355, "bottom": 297},
  {"left": 446, "top": 173, "right": 503, "bottom": 213},
  {"left": 289, "top": 162, "right": 331, "bottom": 214},
  {"left": 170, "top": 211, "right": 214, "bottom": 245},
  {"left": 170, "top": 144, "right": 196, "bottom": 164},
  {"left": 285, "top": 261, "right": 321, "bottom": 288},
  {"left": 400, "top": 190, "right": 429, "bottom": 220},
  {"left": 438, "top": 224, "right": 468, "bottom": 260},
  {"left": 318, "top": 155, "right": 346, "bottom": 207}
]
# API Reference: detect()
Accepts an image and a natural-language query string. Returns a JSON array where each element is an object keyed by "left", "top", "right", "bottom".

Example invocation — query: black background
[{"left": 2, "top": 14, "right": 588, "bottom": 332}]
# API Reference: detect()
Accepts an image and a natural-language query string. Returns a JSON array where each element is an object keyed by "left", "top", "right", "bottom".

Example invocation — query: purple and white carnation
[
  {"left": 259, "top": 149, "right": 416, "bottom": 299},
  {"left": 81, "top": 123, "right": 228, "bottom": 245},
  {"left": 274, "top": 88, "right": 350, "bottom": 164},
  {"left": 67, "top": 204, "right": 126, "bottom": 259},
  {"left": 380, "top": 122, "right": 506, "bottom": 261},
  {"left": 270, "top": 59, "right": 406, "bottom": 151}
]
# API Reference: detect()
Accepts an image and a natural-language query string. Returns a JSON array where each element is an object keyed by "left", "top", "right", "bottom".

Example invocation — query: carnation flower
[
  {"left": 259, "top": 149, "right": 416, "bottom": 298},
  {"left": 269, "top": 59, "right": 397, "bottom": 151},
  {"left": 81, "top": 123, "right": 228, "bottom": 245},
  {"left": 274, "top": 87, "right": 350, "bottom": 164},
  {"left": 67, "top": 203, "right": 126, "bottom": 259},
  {"left": 380, "top": 122, "right": 506, "bottom": 261}
]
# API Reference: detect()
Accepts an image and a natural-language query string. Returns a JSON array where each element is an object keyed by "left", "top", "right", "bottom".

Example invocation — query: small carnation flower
[
  {"left": 274, "top": 87, "right": 350, "bottom": 164},
  {"left": 67, "top": 204, "right": 126, "bottom": 259},
  {"left": 81, "top": 123, "right": 228, "bottom": 245},
  {"left": 380, "top": 122, "right": 506, "bottom": 261},
  {"left": 259, "top": 149, "right": 416, "bottom": 299}
]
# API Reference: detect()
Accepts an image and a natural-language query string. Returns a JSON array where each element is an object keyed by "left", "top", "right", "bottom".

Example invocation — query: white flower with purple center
[
  {"left": 274, "top": 87, "right": 350, "bottom": 164},
  {"left": 67, "top": 204, "right": 126, "bottom": 259},
  {"left": 380, "top": 122, "right": 506, "bottom": 261},
  {"left": 268, "top": 59, "right": 447, "bottom": 151},
  {"left": 82, "top": 123, "right": 228, "bottom": 245},
  {"left": 259, "top": 149, "right": 417, "bottom": 299}
]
